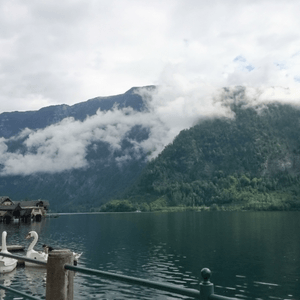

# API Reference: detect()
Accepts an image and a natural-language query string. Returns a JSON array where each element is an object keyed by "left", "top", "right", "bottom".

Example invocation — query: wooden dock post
[{"left": 46, "top": 249, "right": 74, "bottom": 300}]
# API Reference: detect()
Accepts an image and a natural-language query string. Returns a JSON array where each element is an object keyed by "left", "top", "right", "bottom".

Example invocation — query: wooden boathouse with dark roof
[{"left": 0, "top": 196, "right": 49, "bottom": 223}]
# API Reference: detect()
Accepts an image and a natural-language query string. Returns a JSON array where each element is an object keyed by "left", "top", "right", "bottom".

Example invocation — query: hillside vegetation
[
  {"left": 109, "top": 101, "right": 300, "bottom": 212},
  {"left": 0, "top": 88, "right": 149, "bottom": 212},
  {"left": 2, "top": 86, "right": 300, "bottom": 212}
]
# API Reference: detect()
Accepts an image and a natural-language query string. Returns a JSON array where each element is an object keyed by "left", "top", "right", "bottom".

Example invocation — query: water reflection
[
  {"left": 24, "top": 267, "right": 46, "bottom": 295},
  {"left": 0, "top": 212, "right": 298, "bottom": 299},
  {"left": 0, "top": 269, "right": 16, "bottom": 300}
]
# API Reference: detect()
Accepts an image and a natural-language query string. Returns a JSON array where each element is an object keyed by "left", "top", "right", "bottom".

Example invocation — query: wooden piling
[{"left": 46, "top": 249, "right": 74, "bottom": 300}]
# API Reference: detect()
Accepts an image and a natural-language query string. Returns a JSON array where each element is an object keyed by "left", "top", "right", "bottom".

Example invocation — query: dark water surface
[{"left": 0, "top": 211, "right": 299, "bottom": 299}]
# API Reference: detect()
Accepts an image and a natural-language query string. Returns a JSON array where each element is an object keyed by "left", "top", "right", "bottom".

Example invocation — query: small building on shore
[{"left": 0, "top": 196, "right": 49, "bottom": 222}]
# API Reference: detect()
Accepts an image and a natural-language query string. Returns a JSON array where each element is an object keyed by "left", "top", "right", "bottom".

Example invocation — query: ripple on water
[{"left": 0, "top": 213, "right": 298, "bottom": 300}]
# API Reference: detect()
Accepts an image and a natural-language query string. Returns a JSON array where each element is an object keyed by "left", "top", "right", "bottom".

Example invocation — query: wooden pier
[{"left": 0, "top": 244, "right": 24, "bottom": 252}]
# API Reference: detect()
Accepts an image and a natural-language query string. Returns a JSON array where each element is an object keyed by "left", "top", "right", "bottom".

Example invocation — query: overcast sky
[
  {"left": 1, "top": 0, "right": 300, "bottom": 176},
  {"left": 1, "top": 0, "right": 300, "bottom": 113}
]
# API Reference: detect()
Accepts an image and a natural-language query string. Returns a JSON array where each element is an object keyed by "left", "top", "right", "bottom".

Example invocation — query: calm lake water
[{"left": 0, "top": 211, "right": 299, "bottom": 300}]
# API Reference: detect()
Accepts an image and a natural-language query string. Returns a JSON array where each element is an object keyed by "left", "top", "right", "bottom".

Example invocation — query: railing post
[
  {"left": 200, "top": 268, "right": 214, "bottom": 300},
  {"left": 46, "top": 249, "right": 74, "bottom": 300}
]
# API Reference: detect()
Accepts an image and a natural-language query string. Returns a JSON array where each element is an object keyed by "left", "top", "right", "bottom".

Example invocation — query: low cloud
[
  {"left": 1, "top": 68, "right": 300, "bottom": 176},
  {"left": 0, "top": 82, "right": 235, "bottom": 176}
]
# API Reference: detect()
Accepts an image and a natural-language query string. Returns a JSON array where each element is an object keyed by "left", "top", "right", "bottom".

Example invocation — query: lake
[{"left": 0, "top": 211, "right": 299, "bottom": 300}]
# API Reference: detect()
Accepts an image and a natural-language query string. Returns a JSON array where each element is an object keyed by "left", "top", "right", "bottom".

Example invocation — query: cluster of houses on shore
[{"left": 0, "top": 196, "right": 49, "bottom": 223}]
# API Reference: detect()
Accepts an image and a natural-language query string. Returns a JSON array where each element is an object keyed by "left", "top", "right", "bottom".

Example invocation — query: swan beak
[{"left": 25, "top": 233, "right": 31, "bottom": 239}]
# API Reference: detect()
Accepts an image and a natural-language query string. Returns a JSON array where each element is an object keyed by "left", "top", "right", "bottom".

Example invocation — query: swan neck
[
  {"left": 1, "top": 232, "right": 7, "bottom": 252},
  {"left": 28, "top": 232, "right": 38, "bottom": 251}
]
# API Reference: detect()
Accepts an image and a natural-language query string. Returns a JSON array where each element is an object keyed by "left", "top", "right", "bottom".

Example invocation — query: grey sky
[{"left": 1, "top": 0, "right": 300, "bottom": 113}]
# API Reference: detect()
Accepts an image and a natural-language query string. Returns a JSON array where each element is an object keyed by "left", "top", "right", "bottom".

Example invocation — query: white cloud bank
[
  {"left": 1, "top": 0, "right": 300, "bottom": 175},
  {"left": 0, "top": 82, "right": 234, "bottom": 176},
  {"left": 1, "top": 79, "right": 299, "bottom": 176}
]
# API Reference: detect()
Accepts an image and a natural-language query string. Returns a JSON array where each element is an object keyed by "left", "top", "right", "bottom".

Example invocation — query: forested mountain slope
[
  {"left": 123, "top": 102, "right": 300, "bottom": 211},
  {"left": 0, "top": 87, "right": 151, "bottom": 212},
  {"left": 2, "top": 85, "right": 300, "bottom": 212}
]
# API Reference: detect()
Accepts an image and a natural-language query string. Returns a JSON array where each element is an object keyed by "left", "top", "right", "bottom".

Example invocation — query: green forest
[{"left": 100, "top": 101, "right": 300, "bottom": 212}]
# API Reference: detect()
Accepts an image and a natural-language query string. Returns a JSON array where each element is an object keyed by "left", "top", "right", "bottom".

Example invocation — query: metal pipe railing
[
  {"left": 0, "top": 283, "right": 41, "bottom": 300},
  {"left": 209, "top": 294, "right": 238, "bottom": 300},
  {"left": 0, "top": 251, "right": 238, "bottom": 300},
  {"left": 0, "top": 252, "right": 46, "bottom": 299},
  {"left": 0, "top": 252, "right": 47, "bottom": 266},
  {"left": 65, "top": 264, "right": 201, "bottom": 298}
]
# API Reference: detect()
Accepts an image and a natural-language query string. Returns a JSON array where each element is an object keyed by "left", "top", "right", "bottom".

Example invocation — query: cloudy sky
[
  {"left": 1, "top": 0, "right": 300, "bottom": 176},
  {"left": 1, "top": 0, "right": 300, "bottom": 113}
]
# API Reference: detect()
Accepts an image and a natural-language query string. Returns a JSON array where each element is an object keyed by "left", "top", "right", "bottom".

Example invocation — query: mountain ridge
[
  {"left": 0, "top": 86, "right": 154, "bottom": 211},
  {"left": 1, "top": 86, "right": 300, "bottom": 212},
  {"left": 0, "top": 86, "right": 154, "bottom": 138}
]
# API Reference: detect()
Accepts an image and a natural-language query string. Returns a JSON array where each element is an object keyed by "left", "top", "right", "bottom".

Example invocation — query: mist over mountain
[
  {"left": 1, "top": 85, "right": 300, "bottom": 212},
  {"left": 124, "top": 91, "right": 300, "bottom": 211},
  {"left": 0, "top": 87, "right": 154, "bottom": 211},
  {"left": 0, "top": 87, "right": 147, "bottom": 138}
]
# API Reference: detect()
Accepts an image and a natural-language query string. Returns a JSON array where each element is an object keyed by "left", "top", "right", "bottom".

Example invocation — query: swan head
[{"left": 25, "top": 231, "right": 38, "bottom": 239}]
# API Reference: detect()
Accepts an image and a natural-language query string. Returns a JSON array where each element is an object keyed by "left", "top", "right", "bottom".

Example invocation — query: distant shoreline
[
  {"left": 49, "top": 207, "right": 300, "bottom": 215},
  {"left": 49, "top": 212, "right": 103, "bottom": 216},
  {"left": 52, "top": 211, "right": 142, "bottom": 215}
]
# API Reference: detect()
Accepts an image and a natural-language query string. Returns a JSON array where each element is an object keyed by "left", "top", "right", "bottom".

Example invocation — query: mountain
[
  {"left": 0, "top": 87, "right": 148, "bottom": 138},
  {"left": 0, "top": 87, "right": 154, "bottom": 212},
  {"left": 124, "top": 101, "right": 300, "bottom": 211},
  {"left": 2, "top": 86, "right": 300, "bottom": 213}
]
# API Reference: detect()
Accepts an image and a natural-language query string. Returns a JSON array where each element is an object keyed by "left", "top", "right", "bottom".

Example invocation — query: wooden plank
[{"left": 0, "top": 245, "right": 25, "bottom": 251}]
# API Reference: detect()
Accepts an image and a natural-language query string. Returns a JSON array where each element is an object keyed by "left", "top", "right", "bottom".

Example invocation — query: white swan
[
  {"left": 25, "top": 231, "right": 48, "bottom": 267},
  {"left": 26, "top": 231, "right": 82, "bottom": 266},
  {"left": 0, "top": 231, "right": 17, "bottom": 273}
]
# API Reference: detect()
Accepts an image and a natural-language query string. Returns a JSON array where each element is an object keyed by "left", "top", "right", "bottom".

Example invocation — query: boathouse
[
  {"left": 17, "top": 199, "right": 49, "bottom": 221},
  {"left": 0, "top": 196, "right": 49, "bottom": 222}
]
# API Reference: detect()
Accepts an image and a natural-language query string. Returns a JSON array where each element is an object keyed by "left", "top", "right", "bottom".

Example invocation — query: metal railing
[
  {"left": 0, "top": 251, "right": 238, "bottom": 300},
  {"left": 65, "top": 264, "right": 201, "bottom": 298}
]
